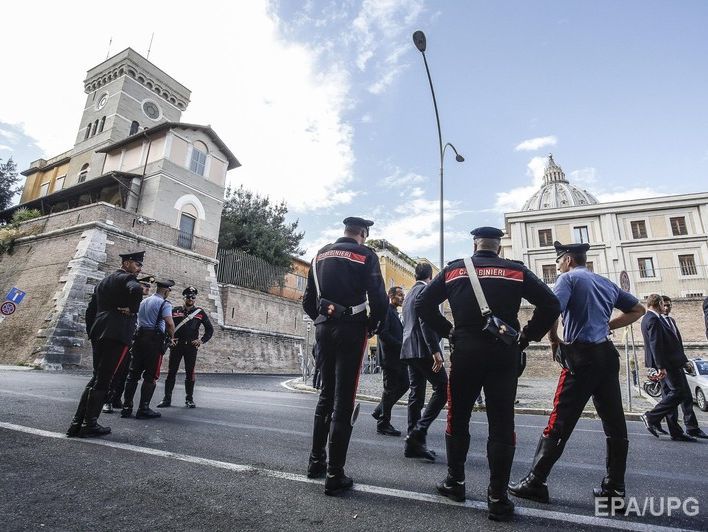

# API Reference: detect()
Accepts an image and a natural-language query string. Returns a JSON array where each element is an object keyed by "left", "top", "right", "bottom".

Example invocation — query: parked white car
[{"left": 685, "top": 358, "right": 708, "bottom": 412}]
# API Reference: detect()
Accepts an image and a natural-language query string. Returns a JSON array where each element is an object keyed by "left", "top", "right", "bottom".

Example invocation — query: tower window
[
  {"left": 190, "top": 144, "right": 207, "bottom": 176},
  {"left": 91, "top": 120, "right": 99, "bottom": 137},
  {"left": 84, "top": 123, "right": 91, "bottom": 140},
  {"left": 177, "top": 213, "right": 196, "bottom": 249},
  {"left": 129, "top": 121, "right": 140, "bottom": 136},
  {"left": 78, "top": 164, "right": 89, "bottom": 183},
  {"left": 98, "top": 116, "right": 106, "bottom": 133}
]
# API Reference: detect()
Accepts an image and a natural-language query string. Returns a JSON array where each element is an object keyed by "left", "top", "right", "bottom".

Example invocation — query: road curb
[{"left": 281, "top": 378, "right": 645, "bottom": 421}]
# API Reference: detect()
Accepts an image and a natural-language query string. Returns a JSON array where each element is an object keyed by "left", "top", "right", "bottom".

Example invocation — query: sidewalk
[{"left": 285, "top": 372, "right": 657, "bottom": 421}]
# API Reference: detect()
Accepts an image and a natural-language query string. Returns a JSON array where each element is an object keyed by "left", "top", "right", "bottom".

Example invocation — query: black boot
[
  {"left": 102, "top": 403, "right": 114, "bottom": 414},
  {"left": 79, "top": 390, "right": 111, "bottom": 438},
  {"left": 508, "top": 436, "right": 565, "bottom": 503},
  {"left": 185, "top": 380, "right": 196, "bottom": 408},
  {"left": 593, "top": 438, "right": 628, "bottom": 513},
  {"left": 308, "top": 413, "right": 331, "bottom": 479},
  {"left": 67, "top": 386, "right": 90, "bottom": 437},
  {"left": 487, "top": 441, "right": 516, "bottom": 521},
  {"left": 436, "top": 433, "right": 469, "bottom": 502},
  {"left": 157, "top": 395, "right": 172, "bottom": 408},
  {"left": 377, "top": 421, "right": 401, "bottom": 436},
  {"left": 371, "top": 403, "right": 382, "bottom": 421},
  {"left": 405, "top": 429, "right": 436, "bottom": 462},
  {"left": 121, "top": 379, "right": 139, "bottom": 418},
  {"left": 135, "top": 382, "right": 161, "bottom": 419},
  {"left": 325, "top": 419, "right": 354, "bottom": 495}
]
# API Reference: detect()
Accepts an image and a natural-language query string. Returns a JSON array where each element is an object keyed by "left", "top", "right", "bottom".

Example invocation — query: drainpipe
[{"left": 134, "top": 130, "right": 153, "bottom": 214}]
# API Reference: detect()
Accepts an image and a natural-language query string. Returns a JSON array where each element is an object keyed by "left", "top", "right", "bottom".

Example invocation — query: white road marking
[{"left": 0, "top": 421, "right": 696, "bottom": 532}]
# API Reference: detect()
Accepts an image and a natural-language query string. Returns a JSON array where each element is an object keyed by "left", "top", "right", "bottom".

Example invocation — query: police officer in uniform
[
  {"left": 303, "top": 217, "right": 388, "bottom": 496},
  {"left": 103, "top": 276, "right": 154, "bottom": 413},
  {"left": 416, "top": 228, "right": 560, "bottom": 521},
  {"left": 121, "top": 279, "right": 176, "bottom": 419},
  {"left": 67, "top": 251, "right": 145, "bottom": 437},
  {"left": 157, "top": 286, "right": 214, "bottom": 408},
  {"left": 509, "top": 242, "right": 645, "bottom": 510}
]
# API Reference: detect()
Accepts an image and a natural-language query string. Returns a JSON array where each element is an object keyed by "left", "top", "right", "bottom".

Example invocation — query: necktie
[{"left": 663, "top": 316, "right": 677, "bottom": 335}]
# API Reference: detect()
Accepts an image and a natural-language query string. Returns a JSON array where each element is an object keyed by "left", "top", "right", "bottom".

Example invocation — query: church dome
[{"left": 521, "top": 155, "right": 599, "bottom": 211}]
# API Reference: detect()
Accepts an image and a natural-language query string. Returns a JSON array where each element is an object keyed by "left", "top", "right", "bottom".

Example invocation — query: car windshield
[{"left": 694, "top": 361, "right": 708, "bottom": 375}]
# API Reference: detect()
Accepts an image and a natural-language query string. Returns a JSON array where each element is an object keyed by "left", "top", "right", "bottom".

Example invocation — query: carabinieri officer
[
  {"left": 303, "top": 217, "right": 388, "bottom": 496},
  {"left": 509, "top": 241, "right": 645, "bottom": 511},
  {"left": 416, "top": 227, "right": 560, "bottom": 521}
]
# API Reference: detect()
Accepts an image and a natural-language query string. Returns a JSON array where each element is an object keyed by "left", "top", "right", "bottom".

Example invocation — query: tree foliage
[
  {"left": 218, "top": 185, "right": 304, "bottom": 268},
  {"left": 0, "top": 158, "right": 20, "bottom": 211}
]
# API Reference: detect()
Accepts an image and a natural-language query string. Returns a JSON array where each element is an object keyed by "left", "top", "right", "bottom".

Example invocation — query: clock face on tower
[
  {"left": 142, "top": 100, "right": 161, "bottom": 120},
  {"left": 96, "top": 93, "right": 108, "bottom": 110}
]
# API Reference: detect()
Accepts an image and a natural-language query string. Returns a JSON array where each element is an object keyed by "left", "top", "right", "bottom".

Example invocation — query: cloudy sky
[{"left": 2, "top": 1, "right": 708, "bottom": 263}]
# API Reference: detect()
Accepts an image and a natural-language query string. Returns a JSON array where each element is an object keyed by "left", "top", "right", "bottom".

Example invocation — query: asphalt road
[{"left": 0, "top": 369, "right": 706, "bottom": 532}]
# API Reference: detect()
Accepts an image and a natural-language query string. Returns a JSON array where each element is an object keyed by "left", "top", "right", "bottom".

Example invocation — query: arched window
[
  {"left": 177, "top": 212, "right": 196, "bottom": 249},
  {"left": 91, "top": 120, "right": 99, "bottom": 137},
  {"left": 84, "top": 123, "right": 91, "bottom": 140},
  {"left": 98, "top": 116, "right": 106, "bottom": 133},
  {"left": 189, "top": 141, "right": 208, "bottom": 176},
  {"left": 78, "top": 163, "right": 89, "bottom": 183},
  {"left": 129, "top": 121, "right": 139, "bottom": 136}
]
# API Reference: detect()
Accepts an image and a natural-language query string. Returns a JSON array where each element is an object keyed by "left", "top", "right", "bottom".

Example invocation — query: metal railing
[
  {"left": 216, "top": 248, "right": 289, "bottom": 293},
  {"left": 177, "top": 230, "right": 194, "bottom": 250}
]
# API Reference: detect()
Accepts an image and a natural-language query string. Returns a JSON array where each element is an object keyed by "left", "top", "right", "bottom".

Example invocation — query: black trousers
[
  {"left": 408, "top": 357, "right": 448, "bottom": 435},
  {"left": 164, "top": 342, "right": 198, "bottom": 399},
  {"left": 376, "top": 360, "right": 409, "bottom": 424},
  {"left": 543, "top": 341, "right": 627, "bottom": 442},
  {"left": 447, "top": 336, "right": 517, "bottom": 445},
  {"left": 312, "top": 321, "right": 368, "bottom": 474},
  {"left": 647, "top": 366, "right": 693, "bottom": 435},
  {"left": 665, "top": 370, "right": 699, "bottom": 433},
  {"left": 107, "top": 346, "right": 132, "bottom": 405},
  {"left": 124, "top": 332, "right": 165, "bottom": 406}
]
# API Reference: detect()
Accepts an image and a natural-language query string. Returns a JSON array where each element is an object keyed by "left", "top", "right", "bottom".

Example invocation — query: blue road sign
[{"left": 5, "top": 288, "right": 26, "bottom": 305}]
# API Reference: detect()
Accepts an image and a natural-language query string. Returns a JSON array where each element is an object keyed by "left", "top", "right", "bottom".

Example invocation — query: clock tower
[{"left": 67, "top": 48, "right": 192, "bottom": 181}]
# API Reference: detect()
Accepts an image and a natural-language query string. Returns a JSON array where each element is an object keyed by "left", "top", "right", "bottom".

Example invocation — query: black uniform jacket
[
  {"left": 378, "top": 304, "right": 403, "bottom": 367},
  {"left": 173, "top": 305, "right": 214, "bottom": 343},
  {"left": 415, "top": 251, "right": 560, "bottom": 342},
  {"left": 88, "top": 269, "right": 144, "bottom": 344},
  {"left": 641, "top": 311, "right": 688, "bottom": 370},
  {"left": 303, "top": 237, "right": 388, "bottom": 330},
  {"left": 400, "top": 281, "right": 441, "bottom": 361}
]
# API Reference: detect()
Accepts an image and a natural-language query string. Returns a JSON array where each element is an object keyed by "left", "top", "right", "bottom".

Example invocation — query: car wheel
[{"left": 697, "top": 389, "right": 708, "bottom": 412}]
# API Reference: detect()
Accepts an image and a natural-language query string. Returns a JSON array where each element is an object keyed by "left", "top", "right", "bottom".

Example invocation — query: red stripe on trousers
[
  {"left": 351, "top": 329, "right": 369, "bottom": 407},
  {"left": 543, "top": 368, "right": 569, "bottom": 437},
  {"left": 154, "top": 353, "right": 164, "bottom": 383},
  {"left": 112, "top": 346, "right": 130, "bottom": 378}
]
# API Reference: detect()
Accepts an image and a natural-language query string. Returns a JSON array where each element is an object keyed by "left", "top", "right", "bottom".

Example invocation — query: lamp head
[
  {"left": 455, "top": 154, "right": 465, "bottom": 162},
  {"left": 413, "top": 31, "right": 426, "bottom": 52}
]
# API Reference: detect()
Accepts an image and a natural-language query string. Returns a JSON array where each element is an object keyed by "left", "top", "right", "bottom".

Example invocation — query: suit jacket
[
  {"left": 703, "top": 296, "right": 708, "bottom": 340},
  {"left": 378, "top": 304, "right": 403, "bottom": 367},
  {"left": 89, "top": 269, "right": 144, "bottom": 345},
  {"left": 641, "top": 311, "right": 688, "bottom": 370},
  {"left": 400, "top": 281, "right": 442, "bottom": 361}
]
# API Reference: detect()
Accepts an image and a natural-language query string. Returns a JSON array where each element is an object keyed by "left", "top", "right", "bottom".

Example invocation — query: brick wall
[{"left": 221, "top": 284, "right": 307, "bottom": 337}]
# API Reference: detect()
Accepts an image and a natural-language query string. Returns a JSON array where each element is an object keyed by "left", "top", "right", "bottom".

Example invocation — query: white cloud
[
  {"left": 380, "top": 169, "right": 426, "bottom": 188},
  {"left": 568, "top": 167, "right": 598, "bottom": 186},
  {"left": 0, "top": 128, "right": 19, "bottom": 143},
  {"left": 0, "top": 2, "right": 357, "bottom": 212},
  {"left": 0, "top": 144, "right": 12, "bottom": 152},
  {"left": 361, "top": 113, "right": 373, "bottom": 123},
  {"left": 514, "top": 135, "right": 557, "bottom": 152},
  {"left": 368, "top": 64, "right": 409, "bottom": 94}
]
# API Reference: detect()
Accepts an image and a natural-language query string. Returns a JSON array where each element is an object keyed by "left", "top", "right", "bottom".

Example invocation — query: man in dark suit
[
  {"left": 66, "top": 250, "right": 145, "bottom": 438},
  {"left": 371, "top": 286, "right": 407, "bottom": 436},
  {"left": 703, "top": 296, "right": 708, "bottom": 340},
  {"left": 640, "top": 294, "right": 696, "bottom": 442},
  {"left": 660, "top": 296, "right": 707, "bottom": 439},
  {"left": 400, "top": 262, "right": 447, "bottom": 462}
]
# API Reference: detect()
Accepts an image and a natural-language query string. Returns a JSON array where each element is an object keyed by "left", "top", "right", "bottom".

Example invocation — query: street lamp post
[{"left": 412, "top": 30, "right": 464, "bottom": 271}]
